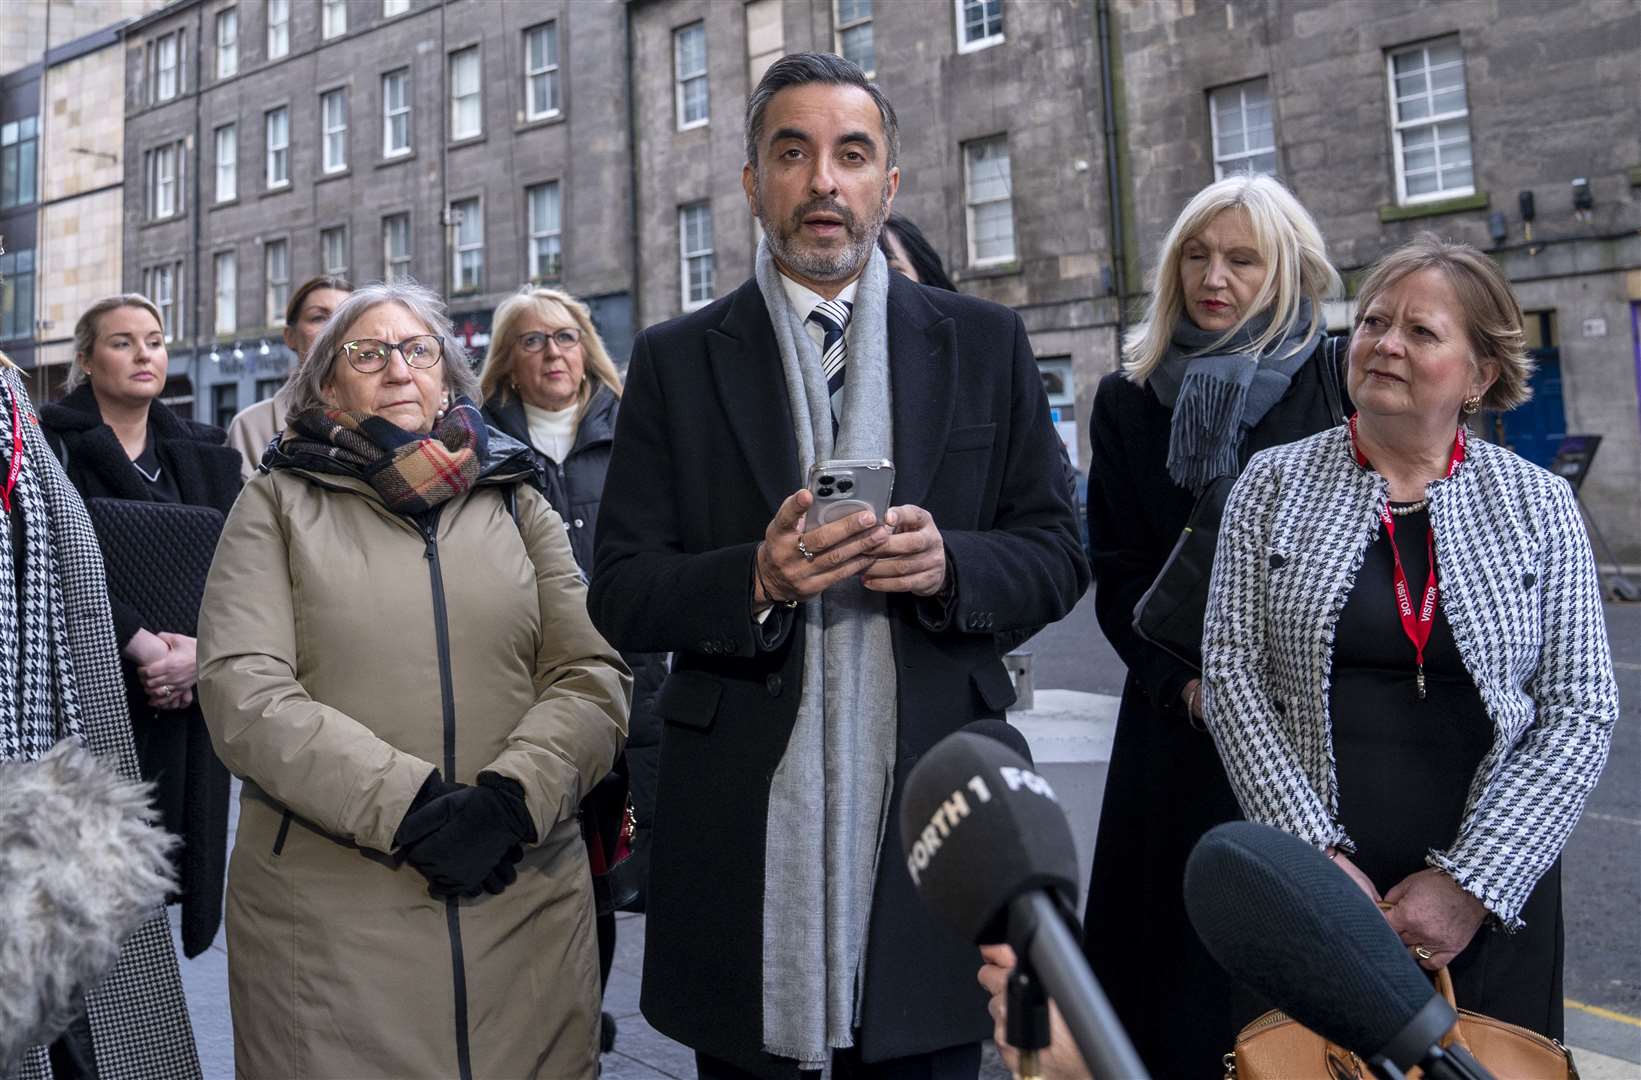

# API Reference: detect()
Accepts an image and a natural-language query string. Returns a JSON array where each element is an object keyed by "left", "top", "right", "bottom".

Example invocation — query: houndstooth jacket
[{"left": 1201, "top": 424, "right": 1617, "bottom": 929}]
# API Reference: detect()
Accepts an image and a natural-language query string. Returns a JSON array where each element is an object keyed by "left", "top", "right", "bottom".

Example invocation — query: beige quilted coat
[{"left": 197, "top": 465, "right": 629, "bottom": 1080}]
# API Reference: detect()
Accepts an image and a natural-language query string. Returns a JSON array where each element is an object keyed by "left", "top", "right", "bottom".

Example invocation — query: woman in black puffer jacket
[{"left": 479, "top": 286, "right": 664, "bottom": 1051}]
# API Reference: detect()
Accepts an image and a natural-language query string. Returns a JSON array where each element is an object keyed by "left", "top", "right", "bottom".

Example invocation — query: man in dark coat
[{"left": 588, "top": 53, "right": 1088, "bottom": 1080}]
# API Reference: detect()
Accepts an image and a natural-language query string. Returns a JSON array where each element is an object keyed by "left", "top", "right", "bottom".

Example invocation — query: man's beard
[{"left": 756, "top": 178, "right": 891, "bottom": 283}]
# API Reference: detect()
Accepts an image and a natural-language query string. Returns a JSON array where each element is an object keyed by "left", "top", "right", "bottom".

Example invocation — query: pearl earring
[{"left": 435, "top": 394, "right": 449, "bottom": 421}]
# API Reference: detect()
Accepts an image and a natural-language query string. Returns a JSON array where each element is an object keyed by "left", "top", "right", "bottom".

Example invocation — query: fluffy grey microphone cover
[{"left": 0, "top": 739, "right": 178, "bottom": 1067}]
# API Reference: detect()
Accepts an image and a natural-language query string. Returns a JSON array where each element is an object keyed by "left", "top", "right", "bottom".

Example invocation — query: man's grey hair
[
  {"left": 278, "top": 279, "right": 480, "bottom": 418},
  {"left": 744, "top": 52, "right": 899, "bottom": 172}
]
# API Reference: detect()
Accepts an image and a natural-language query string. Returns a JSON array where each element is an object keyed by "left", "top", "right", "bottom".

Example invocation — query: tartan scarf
[{"left": 281, "top": 398, "right": 486, "bottom": 514}]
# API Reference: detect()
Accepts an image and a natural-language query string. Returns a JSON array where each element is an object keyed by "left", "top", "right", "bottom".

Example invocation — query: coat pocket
[
  {"left": 652, "top": 669, "right": 724, "bottom": 732},
  {"left": 946, "top": 423, "right": 996, "bottom": 454},
  {"left": 271, "top": 809, "right": 294, "bottom": 856},
  {"left": 971, "top": 660, "right": 1018, "bottom": 714}
]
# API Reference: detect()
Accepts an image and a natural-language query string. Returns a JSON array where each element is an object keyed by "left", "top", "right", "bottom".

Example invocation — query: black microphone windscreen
[
  {"left": 1184, "top": 822, "right": 1436, "bottom": 1056},
  {"left": 959, "top": 717, "right": 1035, "bottom": 766},
  {"left": 899, "top": 729, "right": 1078, "bottom": 945}
]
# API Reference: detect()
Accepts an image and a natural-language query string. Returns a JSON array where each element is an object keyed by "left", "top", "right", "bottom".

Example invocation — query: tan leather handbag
[{"left": 1225, "top": 965, "right": 1580, "bottom": 1080}]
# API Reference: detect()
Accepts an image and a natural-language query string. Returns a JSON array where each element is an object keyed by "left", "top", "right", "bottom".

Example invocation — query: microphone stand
[{"left": 1007, "top": 892, "right": 1149, "bottom": 1080}]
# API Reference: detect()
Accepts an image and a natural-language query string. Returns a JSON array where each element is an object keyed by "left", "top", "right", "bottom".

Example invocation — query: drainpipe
[
  {"left": 438, "top": 1, "right": 449, "bottom": 302},
  {"left": 623, "top": 3, "right": 641, "bottom": 331},
  {"left": 190, "top": 0, "right": 205, "bottom": 415},
  {"left": 1095, "top": 0, "right": 1126, "bottom": 347}
]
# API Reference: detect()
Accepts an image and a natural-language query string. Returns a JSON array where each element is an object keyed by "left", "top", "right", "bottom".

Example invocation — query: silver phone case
[{"left": 806, "top": 458, "right": 895, "bottom": 526}]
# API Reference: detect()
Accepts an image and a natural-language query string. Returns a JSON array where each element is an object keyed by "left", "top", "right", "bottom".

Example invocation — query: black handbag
[
  {"left": 1132, "top": 336, "right": 1348, "bottom": 672},
  {"left": 83, "top": 498, "right": 226, "bottom": 636}
]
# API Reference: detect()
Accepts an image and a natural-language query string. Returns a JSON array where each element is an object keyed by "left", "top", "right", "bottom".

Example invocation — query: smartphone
[{"left": 806, "top": 458, "right": 895, "bottom": 527}]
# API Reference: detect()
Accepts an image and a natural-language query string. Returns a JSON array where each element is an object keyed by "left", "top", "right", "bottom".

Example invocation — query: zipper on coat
[
  {"left": 271, "top": 810, "right": 293, "bottom": 856},
  {"left": 421, "top": 511, "right": 474, "bottom": 1080}
]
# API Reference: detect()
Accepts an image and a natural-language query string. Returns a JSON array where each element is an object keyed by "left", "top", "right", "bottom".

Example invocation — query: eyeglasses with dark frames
[
  {"left": 338, "top": 335, "right": 445, "bottom": 373},
  {"left": 514, "top": 328, "right": 582, "bottom": 353}
]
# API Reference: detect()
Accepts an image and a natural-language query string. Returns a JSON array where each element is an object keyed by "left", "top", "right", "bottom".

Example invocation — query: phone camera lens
[
  {"left": 817, "top": 486, "right": 834, "bottom": 497},
  {"left": 836, "top": 479, "right": 854, "bottom": 493},
  {"left": 818, "top": 475, "right": 835, "bottom": 485}
]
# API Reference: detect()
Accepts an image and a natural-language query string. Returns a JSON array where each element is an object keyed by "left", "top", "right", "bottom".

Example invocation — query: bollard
[{"left": 1003, "top": 650, "right": 1034, "bottom": 712}]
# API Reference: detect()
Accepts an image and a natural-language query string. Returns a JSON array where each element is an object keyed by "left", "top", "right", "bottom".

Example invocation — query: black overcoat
[
  {"left": 588, "top": 274, "right": 1089, "bottom": 1074},
  {"left": 1080, "top": 347, "right": 1346, "bottom": 1077},
  {"left": 40, "top": 384, "right": 242, "bottom": 958}
]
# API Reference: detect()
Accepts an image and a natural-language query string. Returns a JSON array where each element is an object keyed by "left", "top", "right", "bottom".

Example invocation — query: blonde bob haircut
[
  {"left": 479, "top": 286, "right": 623, "bottom": 418},
  {"left": 1352, "top": 233, "right": 1533, "bottom": 412},
  {"left": 278, "top": 280, "right": 479, "bottom": 418},
  {"left": 1124, "top": 174, "right": 1340, "bottom": 385},
  {"left": 65, "top": 293, "right": 167, "bottom": 392}
]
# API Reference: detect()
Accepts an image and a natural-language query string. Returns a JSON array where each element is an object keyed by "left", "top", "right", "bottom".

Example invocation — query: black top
[
  {"left": 131, "top": 425, "right": 181, "bottom": 503},
  {"left": 1329, "top": 506, "right": 1495, "bottom": 893}
]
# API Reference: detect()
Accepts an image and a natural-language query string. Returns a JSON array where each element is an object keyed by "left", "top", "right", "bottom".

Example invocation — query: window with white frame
[
  {"left": 215, "top": 8, "right": 238, "bottom": 79},
  {"left": 524, "top": 22, "right": 560, "bottom": 121},
  {"left": 321, "top": 89, "right": 348, "bottom": 173},
  {"left": 265, "top": 106, "right": 289, "bottom": 188},
  {"left": 152, "top": 30, "right": 182, "bottom": 103},
  {"left": 322, "top": 0, "right": 347, "bottom": 39},
  {"left": 384, "top": 0, "right": 410, "bottom": 15},
  {"left": 267, "top": 0, "right": 289, "bottom": 59},
  {"left": 213, "top": 123, "right": 236, "bottom": 202},
  {"left": 449, "top": 47, "right": 481, "bottom": 140},
  {"left": 214, "top": 250, "right": 237, "bottom": 335},
  {"left": 321, "top": 225, "right": 348, "bottom": 274},
  {"left": 956, "top": 0, "right": 1003, "bottom": 52},
  {"left": 383, "top": 213, "right": 411, "bottom": 282},
  {"left": 835, "top": 0, "right": 874, "bottom": 75},
  {"left": 1388, "top": 37, "right": 1474, "bottom": 204},
  {"left": 265, "top": 239, "right": 289, "bottom": 324},
  {"left": 142, "top": 263, "right": 180, "bottom": 341},
  {"left": 679, "top": 202, "right": 714, "bottom": 310},
  {"left": 145, "top": 141, "right": 183, "bottom": 220},
  {"left": 964, "top": 135, "right": 1014, "bottom": 265},
  {"left": 0, "top": 249, "right": 33, "bottom": 341},
  {"left": 1210, "top": 78, "right": 1276, "bottom": 179},
  {"left": 382, "top": 69, "right": 411, "bottom": 157},
  {"left": 451, "top": 197, "right": 483, "bottom": 292},
  {"left": 674, "top": 23, "right": 708, "bottom": 130},
  {"left": 527, "top": 181, "right": 561, "bottom": 282},
  {"left": 1, "top": 117, "right": 40, "bottom": 210}
]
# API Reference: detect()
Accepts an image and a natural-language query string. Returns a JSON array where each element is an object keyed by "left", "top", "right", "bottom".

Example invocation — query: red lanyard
[
  {"left": 1348, "top": 414, "right": 1466, "bottom": 699},
  {"left": 0, "top": 389, "right": 22, "bottom": 513}
]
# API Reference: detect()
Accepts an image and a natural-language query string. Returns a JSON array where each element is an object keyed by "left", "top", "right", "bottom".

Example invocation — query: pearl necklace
[{"left": 1388, "top": 499, "right": 1429, "bottom": 516}]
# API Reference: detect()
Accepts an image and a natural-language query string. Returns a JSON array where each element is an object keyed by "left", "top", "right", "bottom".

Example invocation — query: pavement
[{"left": 167, "top": 592, "right": 1641, "bottom": 1078}]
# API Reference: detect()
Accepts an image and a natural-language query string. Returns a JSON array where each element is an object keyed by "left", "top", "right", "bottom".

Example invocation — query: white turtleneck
[{"left": 522, "top": 400, "right": 578, "bottom": 463}]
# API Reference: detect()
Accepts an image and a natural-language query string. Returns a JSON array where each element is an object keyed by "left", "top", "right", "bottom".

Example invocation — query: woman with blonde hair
[
  {"left": 1079, "top": 174, "right": 1345, "bottom": 1076},
  {"left": 39, "top": 293, "right": 242, "bottom": 961},
  {"left": 1204, "top": 234, "right": 1614, "bottom": 1040},
  {"left": 479, "top": 285, "right": 661, "bottom": 1053}
]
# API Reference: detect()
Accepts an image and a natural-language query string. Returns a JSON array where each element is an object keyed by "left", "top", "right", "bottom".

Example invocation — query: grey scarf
[
  {"left": 756, "top": 241, "right": 899, "bottom": 1068},
  {"left": 1149, "top": 299, "right": 1322, "bottom": 491}
]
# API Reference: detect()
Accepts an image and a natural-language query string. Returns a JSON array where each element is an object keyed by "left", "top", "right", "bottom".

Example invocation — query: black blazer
[{"left": 588, "top": 274, "right": 1089, "bottom": 1072}]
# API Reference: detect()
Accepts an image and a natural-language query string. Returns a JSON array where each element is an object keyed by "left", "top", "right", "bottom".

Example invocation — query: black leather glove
[{"left": 398, "top": 774, "right": 535, "bottom": 899}]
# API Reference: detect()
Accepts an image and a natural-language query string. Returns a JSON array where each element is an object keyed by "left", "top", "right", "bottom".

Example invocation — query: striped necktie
[{"left": 807, "top": 298, "right": 853, "bottom": 434}]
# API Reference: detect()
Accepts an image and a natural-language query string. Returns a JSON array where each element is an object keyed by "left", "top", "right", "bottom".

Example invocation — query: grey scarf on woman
[
  {"left": 1147, "top": 299, "right": 1322, "bottom": 491},
  {"left": 755, "top": 240, "right": 898, "bottom": 1068}
]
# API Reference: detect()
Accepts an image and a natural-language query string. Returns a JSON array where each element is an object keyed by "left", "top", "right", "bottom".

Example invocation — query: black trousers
[{"left": 696, "top": 1042, "right": 979, "bottom": 1080}]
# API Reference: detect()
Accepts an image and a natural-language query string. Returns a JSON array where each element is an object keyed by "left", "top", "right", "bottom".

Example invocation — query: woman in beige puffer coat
[{"left": 197, "top": 282, "right": 629, "bottom": 1080}]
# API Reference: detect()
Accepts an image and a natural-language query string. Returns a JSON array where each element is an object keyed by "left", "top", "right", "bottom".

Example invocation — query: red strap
[
  {"left": 0, "top": 390, "right": 22, "bottom": 513},
  {"left": 1348, "top": 414, "right": 1466, "bottom": 698}
]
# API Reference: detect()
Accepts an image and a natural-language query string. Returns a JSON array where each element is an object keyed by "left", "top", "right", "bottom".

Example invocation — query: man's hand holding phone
[{"left": 756, "top": 488, "right": 893, "bottom": 606}]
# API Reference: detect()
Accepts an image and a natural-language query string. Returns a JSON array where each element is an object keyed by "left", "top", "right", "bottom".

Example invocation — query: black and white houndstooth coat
[{"left": 1201, "top": 424, "right": 1617, "bottom": 930}]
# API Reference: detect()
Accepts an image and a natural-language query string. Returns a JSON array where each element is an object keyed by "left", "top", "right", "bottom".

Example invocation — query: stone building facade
[
  {"left": 121, "top": 0, "right": 635, "bottom": 427},
  {"left": 1114, "top": 0, "right": 1641, "bottom": 562},
  {"left": 627, "top": 0, "right": 1118, "bottom": 466},
  {"left": 0, "top": 0, "right": 168, "bottom": 397}
]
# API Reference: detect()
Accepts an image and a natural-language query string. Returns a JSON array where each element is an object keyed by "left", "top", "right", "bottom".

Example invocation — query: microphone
[
  {"left": 900, "top": 722, "right": 1149, "bottom": 1080},
  {"left": 1184, "top": 822, "right": 1494, "bottom": 1080}
]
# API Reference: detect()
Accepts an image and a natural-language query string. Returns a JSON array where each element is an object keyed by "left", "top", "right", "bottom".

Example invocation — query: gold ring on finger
[
  {"left": 797, "top": 538, "right": 816, "bottom": 561},
  {"left": 1414, "top": 946, "right": 1433, "bottom": 960}
]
